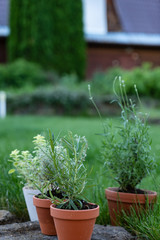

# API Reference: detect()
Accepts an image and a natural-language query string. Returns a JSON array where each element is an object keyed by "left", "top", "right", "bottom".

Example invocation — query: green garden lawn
[{"left": 0, "top": 115, "right": 160, "bottom": 224}]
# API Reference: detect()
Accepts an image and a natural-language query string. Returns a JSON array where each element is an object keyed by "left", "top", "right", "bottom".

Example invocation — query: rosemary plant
[{"left": 49, "top": 131, "right": 88, "bottom": 210}]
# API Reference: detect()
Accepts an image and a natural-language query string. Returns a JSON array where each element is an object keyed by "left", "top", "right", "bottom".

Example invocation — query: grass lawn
[{"left": 0, "top": 115, "right": 160, "bottom": 225}]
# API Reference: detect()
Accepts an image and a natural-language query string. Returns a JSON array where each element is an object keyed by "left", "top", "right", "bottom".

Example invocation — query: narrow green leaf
[{"left": 70, "top": 199, "right": 78, "bottom": 210}]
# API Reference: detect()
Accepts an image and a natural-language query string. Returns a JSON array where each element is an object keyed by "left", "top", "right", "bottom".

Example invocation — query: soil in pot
[
  {"left": 33, "top": 187, "right": 64, "bottom": 236},
  {"left": 50, "top": 202, "right": 99, "bottom": 240},
  {"left": 105, "top": 187, "right": 157, "bottom": 226},
  {"left": 56, "top": 199, "right": 98, "bottom": 210}
]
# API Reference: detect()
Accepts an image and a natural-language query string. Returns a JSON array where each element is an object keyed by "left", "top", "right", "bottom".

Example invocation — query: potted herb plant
[
  {"left": 9, "top": 135, "right": 44, "bottom": 222},
  {"left": 48, "top": 131, "right": 99, "bottom": 240},
  {"left": 101, "top": 79, "right": 157, "bottom": 225},
  {"left": 9, "top": 134, "right": 59, "bottom": 235}
]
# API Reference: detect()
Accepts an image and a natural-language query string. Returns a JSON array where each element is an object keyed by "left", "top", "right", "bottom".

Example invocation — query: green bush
[
  {"left": 3, "top": 61, "right": 160, "bottom": 116},
  {"left": 89, "top": 67, "right": 123, "bottom": 95},
  {"left": 123, "top": 63, "right": 160, "bottom": 98},
  {"left": 0, "top": 59, "right": 46, "bottom": 88},
  {"left": 7, "top": 88, "right": 91, "bottom": 115},
  {"left": 7, "top": 87, "right": 118, "bottom": 116},
  {"left": 8, "top": 0, "right": 86, "bottom": 79},
  {"left": 89, "top": 63, "right": 160, "bottom": 98}
]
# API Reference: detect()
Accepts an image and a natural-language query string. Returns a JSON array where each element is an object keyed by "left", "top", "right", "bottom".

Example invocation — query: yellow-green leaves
[{"left": 8, "top": 169, "right": 15, "bottom": 174}]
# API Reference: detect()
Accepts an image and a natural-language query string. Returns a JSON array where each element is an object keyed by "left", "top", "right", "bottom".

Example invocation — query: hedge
[
  {"left": 52, "top": 0, "right": 86, "bottom": 79},
  {"left": 7, "top": 88, "right": 118, "bottom": 116},
  {"left": 8, "top": 0, "right": 86, "bottom": 79}
]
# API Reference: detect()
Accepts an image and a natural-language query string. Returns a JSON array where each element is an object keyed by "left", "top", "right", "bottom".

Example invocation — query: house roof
[
  {"left": 114, "top": 0, "right": 160, "bottom": 34},
  {"left": 0, "top": 0, "right": 10, "bottom": 36},
  {"left": 0, "top": 0, "right": 160, "bottom": 47},
  {"left": 87, "top": 0, "right": 160, "bottom": 46}
]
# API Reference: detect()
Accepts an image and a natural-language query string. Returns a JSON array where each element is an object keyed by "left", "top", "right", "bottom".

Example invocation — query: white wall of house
[
  {"left": 0, "top": 26, "right": 10, "bottom": 36},
  {"left": 82, "top": 0, "right": 107, "bottom": 35}
]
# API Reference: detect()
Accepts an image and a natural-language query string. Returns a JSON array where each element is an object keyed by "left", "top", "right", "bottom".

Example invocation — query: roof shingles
[
  {"left": 0, "top": 0, "right": 9, "bottom": 26},
  {"left": 114, "top": 0, "right": 160, "bottom": 34}
]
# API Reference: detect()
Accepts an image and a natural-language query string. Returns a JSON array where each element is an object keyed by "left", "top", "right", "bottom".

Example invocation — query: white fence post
[{"left": 0, "top": 91, "right": 6, "bottom": 118}]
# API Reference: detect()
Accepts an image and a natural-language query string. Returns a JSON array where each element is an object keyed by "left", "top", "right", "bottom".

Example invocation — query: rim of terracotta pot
[
  {"left": 33, "top": 195, "right": 52, "bottom": 208},
  {"left": 105, "top": 187, "right": 157, "bottom": 203},
  {"left": 50, "top": 204, "right": 99, "bottom": 220}
]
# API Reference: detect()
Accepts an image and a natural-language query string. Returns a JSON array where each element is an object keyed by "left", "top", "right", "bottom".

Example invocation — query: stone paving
[{"left": 0, "top": 210, "right": 136, "bottom": 240}]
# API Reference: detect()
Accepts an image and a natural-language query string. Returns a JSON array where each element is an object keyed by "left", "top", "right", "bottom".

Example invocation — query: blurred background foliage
[
  {"left": 8, "top": 0, "right": 86, "bottom": 79},
  {"left": 1, "top": 60, "right": 160, "bottom": 115}
]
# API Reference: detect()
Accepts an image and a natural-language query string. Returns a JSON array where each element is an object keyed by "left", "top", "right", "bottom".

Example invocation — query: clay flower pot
[
  {"left": 33, "top": 196, "right": 56, "bottom": 236},
  {"left": 105, "top": 187, "right": 157, "bottom": 226},
  {"left": 50, "top": 204, "right": 99, "bottom": 240}
]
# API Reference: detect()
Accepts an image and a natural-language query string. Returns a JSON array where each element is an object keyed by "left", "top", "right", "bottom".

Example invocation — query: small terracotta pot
[
  {"left": 50, "top": 204, "right": 99, "bottom": 240},
  {"left": 105, "top": 187, "right": 157, "bottom": 226},
  {"left": 33, "top": 196, "right": 56, "bottom": 236}
]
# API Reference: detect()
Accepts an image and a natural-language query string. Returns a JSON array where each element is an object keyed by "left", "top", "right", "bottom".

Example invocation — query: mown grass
[{"left": 0, "top": 115, "right": 160, "bottom": 226}]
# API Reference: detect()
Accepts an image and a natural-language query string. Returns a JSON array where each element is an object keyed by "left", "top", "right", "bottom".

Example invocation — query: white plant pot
[{"left": 22, "top": 186, "right": 41, "bottom": 222}]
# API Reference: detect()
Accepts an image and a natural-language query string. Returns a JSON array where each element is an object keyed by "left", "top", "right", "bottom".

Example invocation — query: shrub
[
  {"left": 7, "top": 88, "right": 92, "bottom": 115},
  {"left": 89, "top": 67, "right": 123, "bottom": 95},
  {"left": 0, "top": 59, "right": 46, "bottom": 88},
  {"left": 89, "top": 63, "right": 160, "bottom": 98},
  {"left": 123, "top": 63, "right": 160, "bottom": 98},
  {"left": 8, "top": 0, "right": 86, "bottom": 79}
]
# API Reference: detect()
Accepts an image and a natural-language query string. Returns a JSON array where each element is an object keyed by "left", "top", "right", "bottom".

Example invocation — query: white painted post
[{"left": 0, "top": 91, "right": 6, "bottom": 118}]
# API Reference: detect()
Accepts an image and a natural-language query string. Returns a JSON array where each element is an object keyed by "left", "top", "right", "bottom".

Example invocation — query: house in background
[
  {"left": 0, "top": 0, "right": 160, "bottom": 77},
  {"left": 83, "top": 0, "right": 160, "bottom": 77},
  {"left": 0, "top": 0, "right": 9, "bottom": 63}
]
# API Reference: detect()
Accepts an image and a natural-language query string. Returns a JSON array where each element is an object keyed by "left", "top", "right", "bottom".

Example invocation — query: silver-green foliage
[
  {"left": 102, "top": 78, "right": 155, "bottom": 192},
  {"left": 49, "top": 131, "right": 88, "bottom": 209}
]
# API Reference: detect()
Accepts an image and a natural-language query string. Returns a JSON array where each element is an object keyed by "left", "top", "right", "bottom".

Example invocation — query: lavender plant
[{"left": 89, "top": 78, "right": 155, "bottom": 193}]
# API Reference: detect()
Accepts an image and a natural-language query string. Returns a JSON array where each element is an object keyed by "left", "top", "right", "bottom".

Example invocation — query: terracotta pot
[
  {"left": 33, "top": 196, "right": 56, "bottom": 236},
  {"left": 105, "top": 187, "right": 157, "bottom": 226},
  {"left": 50, "top": 204, "right": 99, "bottom": 240}
]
